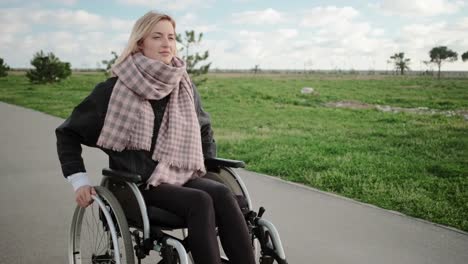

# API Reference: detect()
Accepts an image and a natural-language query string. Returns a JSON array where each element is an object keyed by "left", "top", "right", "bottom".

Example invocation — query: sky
[{"left": 1, "top": 0, "right": 468, "bottom": 71}]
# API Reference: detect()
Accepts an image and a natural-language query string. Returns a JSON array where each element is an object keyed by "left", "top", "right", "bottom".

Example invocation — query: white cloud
[
  {"left": 0, "top": 6, "right": 220, "bottom": 68},
  {"left": 455, "top": 17, "right": 468, "bottom": 30},
  {"left": 116, "top": 0, "right": 214, "bottom": 11},
  {"left": 0, "top": 7, "right": 132, "bottom": 68},
  {"left": 1, "top": 3, "right": 467, "bottom": 71},
  {"left": 399, "top": 18, "right": 468, "bottom": 51},
  {"left": 0, "top": 19, "right": 30, "bottom": 34},
  {"left": 277, "top": 29, "right": 298, "bottom": 39},
  {"left": 49, "top": 0, "right": 78, "bottom": 5},
  {"left": 202, "top": 27, "right": 383, "bottom": 70},
  {"left": 1, "top": 30, "right": 128, "bottom": 68},
  {"left": 0, "top": 34, "right": 14, "bottom": 47},
  {"left": 301, "top": 6, "right": 359, "bottom": 28},
  {"left": 1, "top": 0, "right": 77, "bottom": 4},
  {"left": 177, "top": 12, "right": 219, "bottom": 34},
  {"left": 236, "top": 30, "right": 268, "bottom": 59},
  {"left": 0, "top": 8, "right": 134, "bottom": 34},
  {"left": 299, "top": 6, "right": 395, "bottom": 58},
  {"left": 378, "top": 0, "right": 466, "bottom": 16},
  {"left": 232, "top": 8, "right": 285, "bottom": 25},
  {"left": 202, "top": 6, "right": 410, "bottom": 70},
  {"left": 370, "top": 28, "right": 385, "bottom": 36},
  {"left": 197, "top": 29, "right": 294, "bottom": 69}
]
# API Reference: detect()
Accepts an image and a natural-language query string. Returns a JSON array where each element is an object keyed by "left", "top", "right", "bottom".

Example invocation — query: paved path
[{"left": 1, "top": 102, "right": 468, "bottom": 264}]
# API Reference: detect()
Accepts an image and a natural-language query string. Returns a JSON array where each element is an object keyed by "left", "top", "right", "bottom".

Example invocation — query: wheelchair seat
[
  {"left": 146, "top": 194, "right": 249, "bottom": 230},
  {"left": 147, "top": 206, "right": 185, "bottom": 229},
  {"left": 102, "top": 160, "right": 250, "bottom": 231}
]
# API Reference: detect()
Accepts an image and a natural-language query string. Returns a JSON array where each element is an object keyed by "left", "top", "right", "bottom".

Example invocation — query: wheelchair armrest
[
  {"left": 102, "top": 168, "right": 142, "bottom": 183},
  {"left": 204, "top": 157, "right": 245, "bottom": 169}
]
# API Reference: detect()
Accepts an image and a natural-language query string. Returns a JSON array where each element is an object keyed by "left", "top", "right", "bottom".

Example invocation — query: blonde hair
[{"left": 112, "top": 11, "right": 176, "bottom": 71}]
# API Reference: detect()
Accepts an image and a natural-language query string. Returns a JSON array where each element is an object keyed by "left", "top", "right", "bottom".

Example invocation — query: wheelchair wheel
[
  {"left": 259, "top": 227, "right": 276, "bottom": 264},
  {"left": 69, "top": 186, "right": 134, "bottom": 264}
]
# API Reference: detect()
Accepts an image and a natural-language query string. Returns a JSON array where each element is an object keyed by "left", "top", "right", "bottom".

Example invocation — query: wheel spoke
[
  {"left": 84, "top": 210, "right": 95, "bottom": 255},
  {"left": 70, "top": 186, "right": 134, "bottom": 264},
  {"left": 91, "top": 205, "right": 101, "bottom": 252}
]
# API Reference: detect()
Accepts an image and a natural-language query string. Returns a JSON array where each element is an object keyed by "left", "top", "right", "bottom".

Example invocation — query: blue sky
[{"left": 1, "top": 0, "right": 467, "bottom": 70}]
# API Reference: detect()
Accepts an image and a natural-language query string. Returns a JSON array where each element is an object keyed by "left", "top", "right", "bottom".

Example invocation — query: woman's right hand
[{"left": 75, "top": 185, "right": 97, "bottom": 208}]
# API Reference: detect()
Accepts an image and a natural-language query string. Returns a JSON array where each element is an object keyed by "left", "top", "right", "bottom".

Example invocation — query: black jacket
[{"left": 56, "top": 77, "right": 216, "bottom": 182}]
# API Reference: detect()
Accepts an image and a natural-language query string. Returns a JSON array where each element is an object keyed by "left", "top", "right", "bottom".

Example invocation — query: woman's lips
[{"left": 159, "top": 52, "right": 171, "bottom": 56}]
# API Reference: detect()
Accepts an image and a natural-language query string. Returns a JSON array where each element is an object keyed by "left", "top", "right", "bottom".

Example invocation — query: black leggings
[{"left": 140, "top": 177, "right": 256, "bottom": 264}]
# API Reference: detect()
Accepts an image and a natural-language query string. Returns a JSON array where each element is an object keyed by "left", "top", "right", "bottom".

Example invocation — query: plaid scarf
[{"left": 97, "top": 52, "right": 206, "bottom": 187}]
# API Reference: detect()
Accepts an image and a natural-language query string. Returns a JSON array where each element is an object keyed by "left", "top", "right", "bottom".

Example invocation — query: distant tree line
[
  {"left": 389, "top": 46, "right": 465, "bottom": 79},
  {"left": 1, "top": 42, "right": 467, "bottom": 82}
]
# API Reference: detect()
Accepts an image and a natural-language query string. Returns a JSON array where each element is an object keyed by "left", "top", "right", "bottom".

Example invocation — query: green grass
[{"left": 1, "top": 73, "right": 467, "bottom": 231}]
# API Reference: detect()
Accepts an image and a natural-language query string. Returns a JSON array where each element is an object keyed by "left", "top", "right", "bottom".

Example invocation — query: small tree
[
  {"left": 26, "top": 51, "right": 71, "bottom": 84},
  {"left": 176, "top": 30, "right": 211, "bottom": 86},
  {"left": 0, "top": 58, "right": 10, "bottom": 77},
  {"left": 429, "top": 46, "right": 458, "bottom": 79},
  {"left": 252, "top": 65, "right": 260, "bottom": 75},
  {"left": 462, "top": 51, "right": 468, "bottom": 62},
  {"left": 101, "top": 51, "right": 118, "bottom": 77},
  {"left": 422, "top": 60, "right": 434, "bottom": 76},
  {"left": 389, "top": 52, "right": 410, "bottom": 75}
]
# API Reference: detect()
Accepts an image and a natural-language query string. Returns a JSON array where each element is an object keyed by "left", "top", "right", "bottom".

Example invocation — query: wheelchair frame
[{"left": 69, "top": 158, "right": 288, "bottom": 264}]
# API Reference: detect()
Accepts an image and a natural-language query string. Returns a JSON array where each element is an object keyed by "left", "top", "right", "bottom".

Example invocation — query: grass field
[{"left": 1, "top": 73, "right": 467, "bottom": 231}]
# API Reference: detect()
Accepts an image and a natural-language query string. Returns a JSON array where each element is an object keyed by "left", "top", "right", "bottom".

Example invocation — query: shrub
[
  {"left": 26, "top": 51, "right": 71, "bottom": 83},
  {"left": 101, "top": 51, "right": 118, "bottom": 77},
  {"left": 0, "top": 58, "right": 10, "bottom": 77},
  {"left": 176, "top": 30, "right": 211, "bottom": 86}
]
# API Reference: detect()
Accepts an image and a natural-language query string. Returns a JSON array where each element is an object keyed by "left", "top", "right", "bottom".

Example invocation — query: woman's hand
[{"left": 75, "top": 185, "right": 97, "bottom": 208}]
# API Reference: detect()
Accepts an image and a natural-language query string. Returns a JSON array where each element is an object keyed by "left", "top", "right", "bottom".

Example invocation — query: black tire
[
  {"left": 69, "top": 186, "right": 134, "bottom": 264},
  {"left": 259, "top": 228, "right": 275, "bottom": 264}
]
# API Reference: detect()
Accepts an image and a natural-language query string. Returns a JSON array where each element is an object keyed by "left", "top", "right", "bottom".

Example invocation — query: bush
[
  {"left": 101, "top": 51, "right": 118, "bottom": 78},
  {"left": 176, "top": 30, "right": 211, "bottom": 86},
  {"left": 0, "top": 58, "right": 10, "bottom": 77},
  {"left": 26, "top": 51, "right": 71, "bottom": 83}
]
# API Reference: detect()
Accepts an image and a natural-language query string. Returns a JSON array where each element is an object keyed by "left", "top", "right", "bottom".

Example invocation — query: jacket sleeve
[
  {"left": 55, "top": 78, "right": 115, "bottom": 178},
  {"left": 192, "top": 83, "right": 217, "bottom": 158}
]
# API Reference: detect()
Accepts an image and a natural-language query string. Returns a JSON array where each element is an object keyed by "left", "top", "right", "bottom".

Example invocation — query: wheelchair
[{"left": 68, "top": 158, "right": 288, "bottom": 264}]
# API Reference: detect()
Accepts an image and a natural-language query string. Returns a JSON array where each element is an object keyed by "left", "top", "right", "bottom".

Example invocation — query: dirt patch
[
  {"left": 398, "top": 85, "right": 422, "bottom": 89},
  {"left": 326, "top": 100, "right": 468, "bottom": 120},
  {"left": 325, "top": 100, "right": 373, "bottom": 109}
]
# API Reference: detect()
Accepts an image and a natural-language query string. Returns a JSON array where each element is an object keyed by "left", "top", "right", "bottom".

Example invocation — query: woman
[{"left": 56, "top": 11, "right": 255, "bottom": 264}]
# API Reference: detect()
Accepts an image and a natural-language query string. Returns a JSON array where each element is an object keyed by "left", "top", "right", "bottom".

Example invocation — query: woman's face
[{"left": 139, "top": 19, "right": 176, "bottom": 64}]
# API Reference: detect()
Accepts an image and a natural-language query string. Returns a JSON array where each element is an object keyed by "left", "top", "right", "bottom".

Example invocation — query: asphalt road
[{"left": 1, "top": 101, "right": 468, "bottom": 264}]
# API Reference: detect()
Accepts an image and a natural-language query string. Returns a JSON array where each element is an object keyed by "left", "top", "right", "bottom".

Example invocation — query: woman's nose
[{"left": 161, "top": 37, "right": 169, "bottom": 46}]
